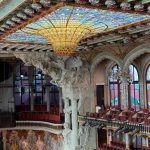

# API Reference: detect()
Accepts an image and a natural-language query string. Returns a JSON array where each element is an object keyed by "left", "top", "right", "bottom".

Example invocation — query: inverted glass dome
[{"left": 4, "top": 5, "right": 149, "bottom": 55}]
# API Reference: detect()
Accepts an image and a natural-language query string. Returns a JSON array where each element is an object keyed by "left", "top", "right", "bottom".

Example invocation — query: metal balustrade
[{"left": 79, "top": 115, "right": 150, "bottom": 134}]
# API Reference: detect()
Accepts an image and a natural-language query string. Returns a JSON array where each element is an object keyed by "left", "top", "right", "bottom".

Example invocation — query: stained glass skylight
[{"left": 4, "top": 5, "right": 150, "bottom": 55}]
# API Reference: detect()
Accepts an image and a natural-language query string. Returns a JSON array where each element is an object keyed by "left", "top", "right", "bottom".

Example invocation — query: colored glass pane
[
  {"left": 110, "top": 83, "right": 119, "bottom": 106},
  {"left": 4, "top": 5, "right": 149, "bottom": 44},
  {"left": 129, "top": 64, "right": 138, "bottom": 81},
  {"left": 147, "top": 66, "right": 150, "bottom": 81},
  {"left": 129, "top": 65, "right": 139, "bottom": 111},
  {"left": 109, "top": 65, "right": 118, "bottom": 82}
]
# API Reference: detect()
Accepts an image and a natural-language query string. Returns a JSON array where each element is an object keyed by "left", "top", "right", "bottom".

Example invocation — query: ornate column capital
[{"left": 63, "top": 107, "right": 72, "bottom": 114}]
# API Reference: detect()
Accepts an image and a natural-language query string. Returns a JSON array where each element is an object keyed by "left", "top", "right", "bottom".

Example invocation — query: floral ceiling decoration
[{"left": 3, "top": 4, "right": 149, "bottom": 56}]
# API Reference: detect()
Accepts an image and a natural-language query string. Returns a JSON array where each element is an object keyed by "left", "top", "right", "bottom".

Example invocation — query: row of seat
[
  {"left": 97, "top": 145, "right": 150, "bottom": 150},
  {"left": 101, "top": 143, "right": 127, "bottom": 150},
  {"left": 111, "top": 139, "right": 125, "bottom": 148},
  {"left": 86, "top": 107, "right": 150, "bottom": 124},
  {"left": 141, "top": 146, "right": 150, "bottom": 150},
  {"left": 18, "top": 112, "right": 61, "bottom": 123},
  {"left": 16, "top": 105, "right": 60, "bottom": 114}
]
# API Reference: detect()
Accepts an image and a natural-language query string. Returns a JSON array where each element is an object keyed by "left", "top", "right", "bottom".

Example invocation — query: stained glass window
[
  {"left": 109, "top": 65, "right": 120, "bottom": 107},
  {"left": 4, "top": 5, "right": 149, "bottom": 44},
  {"left": 15, "top": 63, "right": 60, "bottom": 111},
  {"left": 128, "top": 64, "right": 140, "bottom": 111},
  {"left": 146, "top": 65, "right": 150, "bottom": 111}
]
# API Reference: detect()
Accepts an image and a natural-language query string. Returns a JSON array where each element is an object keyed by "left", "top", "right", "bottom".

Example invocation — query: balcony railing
[
  {"left": 79, "top": 115, "right": 150, "bottom": 134},
  {"left": 16, "top": 120, "right": 64, "bottom": 134}
]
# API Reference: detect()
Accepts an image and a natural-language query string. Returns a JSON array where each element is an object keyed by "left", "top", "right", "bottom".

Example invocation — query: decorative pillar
[
  {"left": 71, "top": 99, "right": 78, "bottom": 149},
  {"left": 120, "top": 81, "right": 129, "bottom": 110},
  {"left": 46, "top": 86, "right": 50, "bottom": 112},
  {"left": 2, "top": 131, "right": 6, "bottom": 150},
  {"left": 139, "top": 82, "right": 145, "bottom": 109},
  {"left": 105, "top": 74, "right": 110, "bottom": 107},
  {"left": 64, "top": 98, "right": 71, "bottom": 128},
  {"left": 59, "top": 87, "right": 63, "bottom": 114},
  {"left": 63, "top": 97, "right": 72, "bottom": 150},
  {"left": 125, "top": 133, "right": 130, "bottom": 149},
  {"left": 105, "top": 83, "right": 110, "bottom": 107},
  {"left": 28, "top": 66, "right": 34, "bottom": 112}
]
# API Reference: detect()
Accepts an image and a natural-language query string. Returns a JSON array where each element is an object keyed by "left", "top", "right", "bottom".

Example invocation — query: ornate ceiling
[{"left": 0, "top": 0, "right": 150, "bottom": 58}]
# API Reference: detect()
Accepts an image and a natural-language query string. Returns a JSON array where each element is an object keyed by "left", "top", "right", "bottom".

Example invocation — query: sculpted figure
[
  {"left": 22, "top": 139, "right": 29, "bottom": 150},
  {"left": 62, "top": 123, "right": 72, "bottom": 150},
  {"left": 36, "top": 135, "right": 45, "bottom": 150},
  {"left": 27, "top": 130, "right": 37, "bottom": 150},
  {"left": 9, "top": 131, "right": 19, "bottom": 150}
]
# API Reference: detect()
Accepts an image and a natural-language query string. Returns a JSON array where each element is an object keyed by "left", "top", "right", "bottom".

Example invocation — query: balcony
[
  {"left": 17, "top": 111, "right": 63, "bottom": 124},
  {"left": 16, "top": 120, "right": 64, "bottom": 134}
]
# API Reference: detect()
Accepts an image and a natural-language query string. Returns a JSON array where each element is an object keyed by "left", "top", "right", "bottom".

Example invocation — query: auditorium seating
[
  {"left": 16, "top": 105, "right": 59, "bottom": 114},
  {"left": 18, "top": 112, "right": 62, "bottom": 123},
  {"left": 141, "top": 146, "right": 150, "bottom": 150},
  {"left": 101, "top": 143, "right": 127, "bottom": 150},
  {"left": 86, "top": 106, "right": 150, "bottom": 125}
]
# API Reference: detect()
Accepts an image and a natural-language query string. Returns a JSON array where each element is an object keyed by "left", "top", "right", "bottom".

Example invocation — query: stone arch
[
  {"left": 90, "top": 51, "right": 123, "bottom": 74},
  {"left": 123, "top": 44, "right": 150, "bottom": 70}
]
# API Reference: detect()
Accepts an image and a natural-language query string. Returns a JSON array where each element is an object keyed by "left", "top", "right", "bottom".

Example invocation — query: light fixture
[{"left": 20, "top": 74, "right": 24, "bottom": 78}]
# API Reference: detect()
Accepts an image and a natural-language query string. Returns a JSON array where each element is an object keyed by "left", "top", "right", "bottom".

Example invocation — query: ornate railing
[
  {"left": 16, "top": 120, "right": 64, "bottom": 134},
  {"left": 78, "top": 115, "right": 150, "bottom": 134}
]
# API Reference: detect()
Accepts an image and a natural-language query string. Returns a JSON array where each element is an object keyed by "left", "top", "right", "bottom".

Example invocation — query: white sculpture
[{"left": 62, "top": 123, "right": 72, "bottom": 150}]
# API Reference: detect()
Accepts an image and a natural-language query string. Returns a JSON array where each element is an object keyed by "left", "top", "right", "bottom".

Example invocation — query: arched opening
[
  {"left": 109, "top": 64, "right": 120, "bottom": 108},
  {"left": 128, "top": 64, "right": 140, "bottom": 111}
]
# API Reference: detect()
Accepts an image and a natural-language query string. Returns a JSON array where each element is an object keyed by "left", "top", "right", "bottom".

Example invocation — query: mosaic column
[
  {"left": 120, "top": 81, "right": 129, "bottom": 110},
  {"left": 139, "top": 82, "right": 145, "bottom": 109},
  {"left": 71, "top": 99, "right": 78, "bottom": 149}
]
